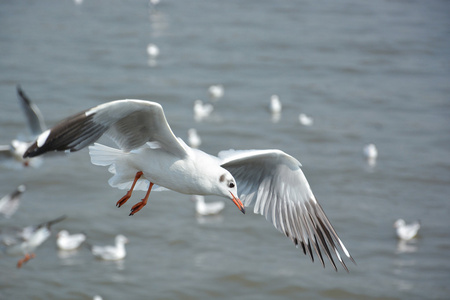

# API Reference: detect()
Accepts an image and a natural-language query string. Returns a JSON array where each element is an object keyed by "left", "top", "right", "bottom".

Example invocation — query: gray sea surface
[{"left": 0, "top": 0, "right": 449, "bottom": 299}]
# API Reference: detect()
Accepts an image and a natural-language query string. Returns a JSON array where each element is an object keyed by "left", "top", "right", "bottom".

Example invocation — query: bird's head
[{"left": 217, "top": 171, "right": 245, "bottom": 214}]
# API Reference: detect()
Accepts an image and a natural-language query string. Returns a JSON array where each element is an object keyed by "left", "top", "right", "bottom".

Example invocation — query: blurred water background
[{"left": 0, "top": 0, "right": 449, "bottom": 299}]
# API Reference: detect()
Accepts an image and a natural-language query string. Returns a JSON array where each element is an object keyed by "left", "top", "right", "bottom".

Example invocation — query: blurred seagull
[
  {"left": 193, "top": 99, "right": 213, "bottom": 122},
  {"left": 191, "top": 195, "right": 224, "bottom": 216},
  {"left": 91, "top": 235, "right": 128, "bottom": 261},
  {"left": 299, "top": 113, "right": 314, "bottom": 126},
  {"left": 269, "top": 95, "right": 282, "bottom": 123},
  {"left": 146, "top": 43, "right": 160, "bottom": 58},
  {"left": 363, "top": 143, "right": 378, "bottom": 166},
  {"left": 0, "top": 184, "right": 26, "bottom": 218},
  {"left": 208, "top": 85, "right": 224, "bottom": 100},
  {"left": 0, "top": 86, "right": 46, "bottom": 167},
  {"left": 57, "top": 230, "right": 86, "bottom": 251},
  {"left": 269, "top": 95, "right": 282, "bottom": 114},
  {"left": 23, "top": 99, "right": 355, "bottom": 271},
  {"left": 394, "top": 219, "right": 421, "bottom": 241},
  {"left": 0, "top": 215, "right": 66, "bottom": 268},
  {"left": 187, "top": 128, "right": 201, "bottom": 148}
]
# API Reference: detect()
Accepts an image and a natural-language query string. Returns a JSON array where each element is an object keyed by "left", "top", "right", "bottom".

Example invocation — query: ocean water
[{"left": 0, "top": 0, "right": 449, "bottom": 299}]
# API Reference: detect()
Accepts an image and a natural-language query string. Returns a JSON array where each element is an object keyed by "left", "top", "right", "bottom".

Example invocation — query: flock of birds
[{"left": 0, "top": 185, "right": 130, "bottom": 268}]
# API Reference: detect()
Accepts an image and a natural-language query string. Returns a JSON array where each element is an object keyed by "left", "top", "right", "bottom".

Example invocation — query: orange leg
[
  {"left": 17, "top": 253, "right": 36, "bottom": 268},
  {"left": 116, "top": 171, "right": 143, "bottom": 208},
  {"left": 129, "top": 182, "right": 154, "bottom": 216}
]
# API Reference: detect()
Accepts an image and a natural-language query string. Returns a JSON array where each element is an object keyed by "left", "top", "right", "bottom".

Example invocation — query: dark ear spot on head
[{"left": 219, "top": 174, "right": 225, "bottom": 182}]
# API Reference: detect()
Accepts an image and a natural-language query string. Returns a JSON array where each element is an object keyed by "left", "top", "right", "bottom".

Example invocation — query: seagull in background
[
  {"left": 193, "top": 100, "right": 213, "bottom": 122},
  {"left": 146, "top": 43, "right": 160, "bottom": 58},
  {"left": 208, "top": 85, "right": 224, "bottom": 100},
  {"left": 191, "top": 195, "right": 225, "bottom": 216},
  {"left": 91, "top": 235, "right": 128, "bottom": 261},
  {"left": 394, "top": 219, "right": 421, "bottom": 241},
  {"left": 0, "top": 215, "right": 66, "bottom": 268},
  {"left": 363, "top": 143, "right": 378, "bottom": 166},
  {"left": 299, "top": 113, "right": 314, "bottom": 126},
  {"left": 0, "top": 185, "right": 26, "bottom": 218},
  {"left": 269, "top": 95, "right": 282, "bottom": 123},
  {"left": 146, "top": 43, "right": 160, "bottom": 67},
  {"left": 0, "top": 86, "right": 46, "bottom": 167},
  {"left": 269, "top": 95, "right": 282, "bottom": 114},
  {"left": 187, "top": 128, "right": 201, "bottom": 148},
  {"left": 57, "top": 230, "right": 86, "bottom": 251}
]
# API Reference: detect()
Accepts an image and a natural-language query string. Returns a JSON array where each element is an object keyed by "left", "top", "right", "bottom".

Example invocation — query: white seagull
[
  {"left": 91, "top": 235, "right": 128, "bottom": 261},
  {"left": 146, "top": 43, "right": 160, "bottom": 58},
  {"left": 208, "top": 85, "right": 224, "bottom": 100},
  {"left": 269, "top": 95, "right": 282, "bottom": 114},
  {"left": 0, "top": 215, "right": 66, "bottom": 268},
  {"left": 191, "top": 195, "right": 225, "bottom": 216},
  {"left": 363, "top": 143, "right": 378, "bottom": 166},
  {"left": 0, "top": 184, "right": 26, "bottom": 218},
  {"left": 193, "top": 99, "right": 213, "bottom": 122},
  {"left": 187, "top": 128, "right": 201, "bottom": 148},
  {"left": 57, "top": 230, "right": 86, "bottom": 251},
  {"left": 394, "top": 219, "right": 421, "bottom": 241},
  {"left": 23, "top": 99, "right": 354, "bottom": 271},
  {"left": 0, "top": 85, "right": 46, "bottom": 167},
  {"left": 299, "top": 113, "right": 314, "bottom": 126}
]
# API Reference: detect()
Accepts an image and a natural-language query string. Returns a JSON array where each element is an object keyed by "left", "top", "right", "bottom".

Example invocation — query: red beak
[{"left": 230, "top": 192, "right": 245, "bottom": 214}]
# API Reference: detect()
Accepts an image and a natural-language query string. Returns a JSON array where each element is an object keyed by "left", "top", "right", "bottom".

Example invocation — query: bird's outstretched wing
[
  {"left": 219, "top": 149, "right": 355, "bottom": 271},
  {"left": 16, "top": 85, "right": 46, "bottom": 137},
  {"left": 24, "top": 99, "right": 187, "bottom": 158}
]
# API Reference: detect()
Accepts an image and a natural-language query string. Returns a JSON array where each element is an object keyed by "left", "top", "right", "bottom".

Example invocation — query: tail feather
[
  {"left": 89, "top": 143, "right": 124, "bottom": 167},
  {"left": 88, "top": 143, "right": 149, "bottom": 191}
]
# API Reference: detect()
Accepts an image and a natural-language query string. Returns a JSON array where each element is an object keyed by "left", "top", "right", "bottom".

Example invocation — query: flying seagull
[
  {"left": 23, "top": 99, "right": 355, "bottom": 271},
  {"left": 0, "top": 215, "right": 66, "bottom": 268}
]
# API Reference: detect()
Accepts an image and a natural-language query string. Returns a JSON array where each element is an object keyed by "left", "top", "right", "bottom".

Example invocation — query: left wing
[{"left": 219, "top": 149, "right": 355, "bottom": 271}]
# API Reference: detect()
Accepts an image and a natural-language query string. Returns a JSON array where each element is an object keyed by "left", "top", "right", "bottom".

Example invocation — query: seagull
[
  {"left": 0, "top": 85, "right": 46, "bottom": 167},
  {"left": 299, "top": 113, "right": 314, "bottom": 126},
  {"left": 91, "top": 235, "right": 128, "bottom": 261},
  {"left": 0, "top": 215, "right": 66, "bottom": 268},
  {"left": 23, "top": 99, "right": 355, "bottom": 271},
  {"left": 193, "top": 100, "right": 213, "bottom": 122},
  {"left": 56, "top": 230, "right": 86, "bottom": 251},
  {"left": 269, "top": 95, "right": 282, "bottom": 114},
  {"left": 191, "top": 195, "right": 225, "bottom": 216},
  {"left": 363, "top": 144, "right": 378, "bottom": 167},
  {"left": 187, "top": 128, "right": 201, "bottom": 148},
  {"left": 0, "top": 184, "right": 26, "bottom": 218},
  {"left": 146, "top": 43, "right": 160, "bottom": 58},
  {"left": 394, "top": 219, "right": 421, "bottom": 241},
  {"left": 363, "top": 144, "right": 378, "bottom": 160},
  {"left": 208, "top": 85, "right": 224, "bottom": 100}
]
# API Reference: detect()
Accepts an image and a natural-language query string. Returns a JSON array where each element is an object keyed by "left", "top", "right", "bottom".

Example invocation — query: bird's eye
[{"left": 228, "top": 182, "right": 235, "bottom": 188}]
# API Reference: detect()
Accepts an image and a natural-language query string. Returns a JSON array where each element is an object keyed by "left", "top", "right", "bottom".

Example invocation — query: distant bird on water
[
  {"left": 187, "top": 128, "right": 201, "bottom": 148},
  {"left": 394, "top": 219, "right": 421, "bottom": 241},
  {"left": 208, "top": 85, "right": 224, "bottom": 100},
  {"left": 146, "top": 43, "right": 160, "bottom": 58},
  {"left": 91, "top": 235, "right": 128, "bottom": 261},
  {"left": 191, "top": 195, "right": 225, "bottom": 216},
  {"left": 363, "top": 143, "right": 378, "bottom": 166},
  {"left": 57, "top": 230, "right": 86, "bottom": 251},
  {"left": 298, "top": 113, "right": 313, "bottom": 126},
  {"left": 269, "top": 94, "right": 282, "bottom": 114},
  {"left": 193, "top": 99, "right": 213, "bottom": 121}
]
